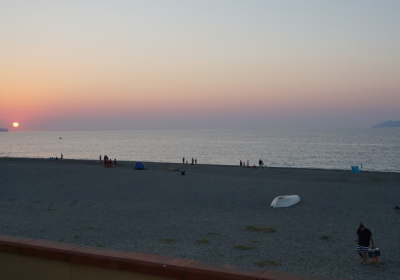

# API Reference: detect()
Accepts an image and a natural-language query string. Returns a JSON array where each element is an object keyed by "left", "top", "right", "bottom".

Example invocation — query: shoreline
[
  {"left": 1, "top": 156, "right": 398, "bottom": 174},
  {"left": 1, "top": 157, "right": 399, "bottom": 279}
]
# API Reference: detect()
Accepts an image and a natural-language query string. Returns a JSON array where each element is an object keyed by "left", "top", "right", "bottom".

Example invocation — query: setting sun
[{"left": 13, "top": 122, "right": 19, "bottom": 128}]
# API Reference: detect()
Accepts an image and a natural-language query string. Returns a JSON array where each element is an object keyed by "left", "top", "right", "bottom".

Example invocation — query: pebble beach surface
[{"left": 1, "top": 158, "right": 399, "bottom": 280}]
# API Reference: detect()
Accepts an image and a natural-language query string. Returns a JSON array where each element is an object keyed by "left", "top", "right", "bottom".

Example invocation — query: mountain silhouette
[{"left": 373, "top": 120, "right": 400, "bottom": 127}]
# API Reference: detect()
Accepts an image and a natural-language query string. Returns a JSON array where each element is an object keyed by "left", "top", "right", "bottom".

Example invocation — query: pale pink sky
[{"left": 1, "top": 1, "right": 399, "bottom": 131}]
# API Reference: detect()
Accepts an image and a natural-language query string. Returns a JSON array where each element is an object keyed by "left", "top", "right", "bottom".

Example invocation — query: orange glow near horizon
[{"left": 1, "top": 2, "right": 399, "bottom": 131}]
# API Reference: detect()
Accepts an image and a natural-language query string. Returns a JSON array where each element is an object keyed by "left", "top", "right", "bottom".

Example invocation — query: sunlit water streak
[{"left": 1, "top": 128, "right": 399, "bottom": 172}]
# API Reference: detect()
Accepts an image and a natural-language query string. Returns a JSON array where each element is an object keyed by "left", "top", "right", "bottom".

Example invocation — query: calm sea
[{"left": 1, "top": 128, "right": 399, "bottom": 172}]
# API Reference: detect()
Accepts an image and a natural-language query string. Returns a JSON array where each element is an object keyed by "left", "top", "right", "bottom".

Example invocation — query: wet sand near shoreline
[{"left": 1, "top": 157, "right": 399, "bottom": 280}]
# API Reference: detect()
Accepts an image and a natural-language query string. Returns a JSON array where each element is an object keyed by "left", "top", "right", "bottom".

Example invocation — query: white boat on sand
[{"left": 271, "top": 195, "right": 300, "bottom": 208}]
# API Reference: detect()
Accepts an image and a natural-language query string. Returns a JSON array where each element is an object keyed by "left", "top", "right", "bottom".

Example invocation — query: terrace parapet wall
[{"left": 0, "top": 234, "right": 343, "bottom": 280}]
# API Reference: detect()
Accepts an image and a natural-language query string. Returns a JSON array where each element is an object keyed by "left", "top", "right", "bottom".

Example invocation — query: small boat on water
[{"left": 59, "top": 137, "right": 62, "bottom": 139}]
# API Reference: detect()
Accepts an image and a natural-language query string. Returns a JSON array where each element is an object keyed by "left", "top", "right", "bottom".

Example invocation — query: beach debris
[
  {"left": 243, "top": 226, "right": 276, "bottom": 233},
  {"left": 232, "top": 244, "right": 255, "bottom": 250},
  {"left": 254, "top": 260, "right": 280, "bottom": 267},
  {"left": 394, "top": 206, "right": 399, "bottom": 209},
  {"left": 270, "top": 195, "right": 300, "bottom": 208},
  {"left": 195, "top": 238, "right": 209, "bottom": 244},
  {"left": 320, "top": 235, "right": 331, "bottom": 240},
  {"left": 168, "top": 168, "right": 181, "bottom": 172},
  {"left": 160, "top": 238, "right": 176, "bottom": 244}
]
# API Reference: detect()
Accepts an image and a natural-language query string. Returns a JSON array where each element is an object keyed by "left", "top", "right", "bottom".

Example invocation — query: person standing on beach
[
  {"left": 357, "top": 223, "right": 376, "bottom": 264},
  {"left": 183, "top": 157, "right": 185, "bottom": 164},
  {"left": 114, "top": 158, "right": 116, "bottom": 168},
  {"left": 61, "top": 153, "right": 63, "bottom": 160}
]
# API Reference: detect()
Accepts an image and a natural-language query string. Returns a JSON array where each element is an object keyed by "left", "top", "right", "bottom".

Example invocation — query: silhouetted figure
[
  {"left": 357, "top": 223, "right": 376, "bottom": 264},
  {"left": 259, "top": 158, "right": 264, "bottom": 168}
]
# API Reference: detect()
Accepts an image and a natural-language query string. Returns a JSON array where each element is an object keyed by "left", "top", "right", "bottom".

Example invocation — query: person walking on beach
[
  {"left": 114, "top": 158, "right": 116, "bottom": 168},
  {"left": 61, "top": 153, "right": 63, "bottom": 160},
  {"left": 183, "top": 157, "right": 185, "bottom": 164},
  {"left": 357, "top": 223, "right": 376, "bottom": 264}
]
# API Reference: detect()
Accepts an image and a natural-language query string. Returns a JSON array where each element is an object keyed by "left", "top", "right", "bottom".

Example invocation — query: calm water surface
[{"left": 1, "top": 128, "right": 399, "bottom": 172}]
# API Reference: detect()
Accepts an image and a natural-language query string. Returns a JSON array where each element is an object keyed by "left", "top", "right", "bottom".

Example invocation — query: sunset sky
[{"left": 1, "top": 0, "right": 399, "bottom": 131}]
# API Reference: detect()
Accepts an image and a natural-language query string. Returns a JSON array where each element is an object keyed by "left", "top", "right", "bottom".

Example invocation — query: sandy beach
[{"left": 1, "top": 157, "right": 399, "bottom": 280}]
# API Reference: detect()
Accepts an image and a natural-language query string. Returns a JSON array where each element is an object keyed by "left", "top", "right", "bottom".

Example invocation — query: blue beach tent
[
  {"left": 134, "top": 162, "right": 145, "bottom": 170},
  {"left": 351, "top": 166, "right": 360, "bottom": 173}
]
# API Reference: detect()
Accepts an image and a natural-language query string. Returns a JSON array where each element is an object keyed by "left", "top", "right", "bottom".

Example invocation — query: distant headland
[
  {"left": 0, "top": 127, "right": 9, "bottom": 132},
  {"left": 373, "top": 120, "right": 400, "bottom": 128}
]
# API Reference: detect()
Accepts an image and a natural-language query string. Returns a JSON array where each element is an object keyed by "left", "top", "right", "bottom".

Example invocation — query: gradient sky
[{"left": 1, "top": 0, "right": 399, "bottom": 131}]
